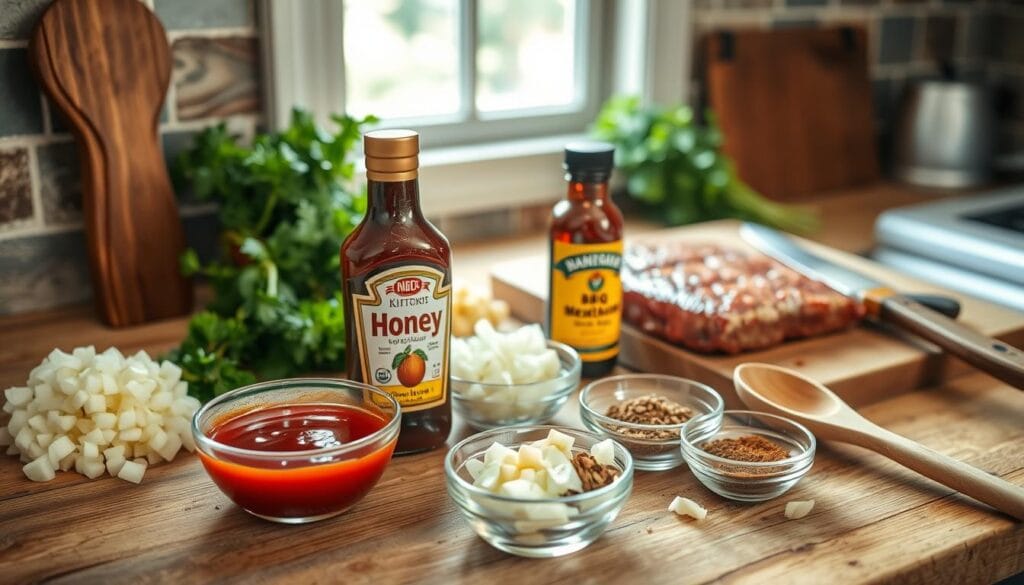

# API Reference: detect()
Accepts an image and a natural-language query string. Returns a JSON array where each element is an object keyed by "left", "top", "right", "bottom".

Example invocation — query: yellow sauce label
[
  {"left": 351, "top": 266, "right": 451, "bottom": 412},
  {"left": 548, "top": 240, "right": 623, "bottom": 362}
]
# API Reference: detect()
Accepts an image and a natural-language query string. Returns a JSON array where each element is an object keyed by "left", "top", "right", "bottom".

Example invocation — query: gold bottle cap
[{"left": 364, "top": 129, "right": 419, "bottom": 181}]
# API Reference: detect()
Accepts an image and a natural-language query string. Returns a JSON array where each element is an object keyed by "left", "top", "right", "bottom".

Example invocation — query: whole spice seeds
[
  {"left": 702, "top": 434, "right": 790, "bottom": 463},
  {"left": 570, "top": 451, "right": 621, "bottom": 492},
  {"left": 604, "top": 395, "right": 693, "bottom": 440}
]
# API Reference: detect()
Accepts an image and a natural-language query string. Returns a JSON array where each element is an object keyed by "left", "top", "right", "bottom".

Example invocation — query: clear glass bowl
[
  {"left": 579, "top": 374, "right": 724, "bottom": 471},
  {"left": 451, "top": 341, "right": 581, "bottom": 430},
  {"left": 681, "top": 410, "right": 816, "bottom": 502},
  {"left": 445, "top": 425, "right": 633, "bottom": 558},
  {"left": 191, "top": 378, "right": 401, "bottom": 524}
]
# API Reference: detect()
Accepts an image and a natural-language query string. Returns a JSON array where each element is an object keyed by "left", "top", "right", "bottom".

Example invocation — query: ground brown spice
[{"left": 702, "top": 434, "right": 790, "bottom": 462}]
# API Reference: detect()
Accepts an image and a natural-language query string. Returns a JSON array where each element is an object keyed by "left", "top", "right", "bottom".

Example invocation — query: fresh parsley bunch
[
  {"left": 592, "top": 96, "right": 817, "bottom": 233},
  {"left": 166, "top": 109, "right": 376, "bottom": 402}
]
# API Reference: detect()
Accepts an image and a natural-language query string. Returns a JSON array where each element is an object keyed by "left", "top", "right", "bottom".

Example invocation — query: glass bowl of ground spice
[
  {"left": 681, "top": 410, "right": 816, "bottom": 502},
  {"left": 579, "top": 374, "right": 724, "bottom": 471}
]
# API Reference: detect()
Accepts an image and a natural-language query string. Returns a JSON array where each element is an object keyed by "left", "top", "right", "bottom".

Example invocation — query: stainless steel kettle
[{"left": 893, "top": 80, "right": 994, "bottom": 189}]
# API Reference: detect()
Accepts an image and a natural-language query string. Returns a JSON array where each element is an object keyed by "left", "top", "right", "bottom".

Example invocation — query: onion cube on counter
[
  {"left": 669, "top": 496, "right": 707, "bottom": 520},
  {"left": 23, "top": 455, "right": 56, "bottom": 482}
]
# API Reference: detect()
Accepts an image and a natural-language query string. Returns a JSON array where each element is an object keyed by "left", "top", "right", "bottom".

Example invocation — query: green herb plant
[
  {"left": 166, "top": 109, "right": 376, "bottom": 401},
  {"left": 592, "top": 96, "right": 817, "bottom": 233}
]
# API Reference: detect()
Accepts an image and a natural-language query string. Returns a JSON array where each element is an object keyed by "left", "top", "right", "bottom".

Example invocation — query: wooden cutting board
[
  {"left": 703, "top": 27, "right": 879, "bottom": 201},
  {"left": 490, "top": 220, "right": 1024, "bottom": 407},
  {"left": 30, "top": 0, "right": 193, "bottom": 327}
]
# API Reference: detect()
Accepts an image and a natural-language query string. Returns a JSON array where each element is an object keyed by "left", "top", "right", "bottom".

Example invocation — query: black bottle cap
[{"left": 564, "top": 141, "right": 614, "bottom": 180}]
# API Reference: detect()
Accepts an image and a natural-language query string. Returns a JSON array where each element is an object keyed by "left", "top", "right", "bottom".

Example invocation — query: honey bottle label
[
  {"left": 548, "top": 240, "right": 623, "bottom": 362},
  {"left": 350, "top": 265, "right": 451, "bottom": 411}
]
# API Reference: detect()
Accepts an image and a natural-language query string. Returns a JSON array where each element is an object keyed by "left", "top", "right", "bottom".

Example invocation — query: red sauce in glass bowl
[{"left": 197, "top": 403, "right": 396, "bottom": 522}]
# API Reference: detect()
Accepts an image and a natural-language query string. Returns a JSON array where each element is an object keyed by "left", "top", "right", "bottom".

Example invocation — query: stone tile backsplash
[
  {"left": 36, "top": 141, "right": 81, "bottom": 225},
  {"left": 0, "top": 0, "right": 259, "bottom": 316},
  {"left": 0, "top": 49, "right": 44, "bottom": 136},
  {"left": 0, "top": 0, "right": 49, "bottom": 39},
  {"left": 0, "top": 230, "right": 92, "bottom": 315},
  {"left": 0, "top": 147, "right": 32, "bottom": 225},
  {"left": 877, "top": 16, "right": 915, "bottom": 65},
  {"left": 173, "top": 37, "right": 261, "bottom": 120}
]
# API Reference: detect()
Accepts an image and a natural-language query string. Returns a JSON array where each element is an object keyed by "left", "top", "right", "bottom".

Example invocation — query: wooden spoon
[{"left": 734, "top": 363, "right": 1024, "bottom": 521}]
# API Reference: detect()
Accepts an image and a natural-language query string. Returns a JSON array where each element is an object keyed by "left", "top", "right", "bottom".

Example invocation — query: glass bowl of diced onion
[
  {"left": 450, "top": 322, "right": 581, "bottom": 430},
  {"left": 445, "top": 426, "right": 633, "bottom": 558}
]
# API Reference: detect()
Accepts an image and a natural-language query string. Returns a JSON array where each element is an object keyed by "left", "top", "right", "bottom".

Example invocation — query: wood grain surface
[
  {"left": 30, "top": 0, "right": 193, "bottom": 327},
  {"left": 703, "top": 27, "right": 879, "bottom": 200},
  {"left": 491, "top": 220, "right": 1024, "bottom": 408},
  {"left": 0, "top": 371, "right": 1021, "bottom": 584}
]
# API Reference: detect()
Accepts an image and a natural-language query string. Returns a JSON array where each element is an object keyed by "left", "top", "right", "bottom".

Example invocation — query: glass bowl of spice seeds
[
  {"left": 681, "top": 410, "right": 815, "bottom": 502},
  {"left": 579, "top": 374, "right": 723, "bottom": 471}
]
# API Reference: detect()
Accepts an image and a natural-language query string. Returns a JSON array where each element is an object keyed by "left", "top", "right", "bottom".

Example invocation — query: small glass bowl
[
  {"left": 445, "top": 426, "right": 634, "bottom": 558},
  {"left": 451, "top": 341, "right": 581, "bottom": 430},
  {"left": 579, "top": 374, "right": 724, "bottom": 471},
  {"left": 192, "top": 378, "right": 401, "bottom": 524},
  {"left": 681, "top": 410, "right": 816, "bottom": 502}
]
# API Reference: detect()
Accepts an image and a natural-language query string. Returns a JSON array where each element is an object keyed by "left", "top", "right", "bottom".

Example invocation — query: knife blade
[
  {"left": 740, "top": 223, "right": 881, "bottom": 298},
  {"left": 739, "top": 223, "right": 960, "bottom": 317},
  {"left": 740, "top": 222, "right": 1024, "bottom": 389}
]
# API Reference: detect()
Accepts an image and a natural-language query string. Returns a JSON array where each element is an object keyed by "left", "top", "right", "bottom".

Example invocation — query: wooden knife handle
[{"left": 879, "top": 295, "right": 1024, "bottom": 389}]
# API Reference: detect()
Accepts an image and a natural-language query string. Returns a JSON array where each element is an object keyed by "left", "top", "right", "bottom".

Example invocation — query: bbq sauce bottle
[
  {"left": 342, "top": 130, "right": 452, "bottom": 454},
  {"left": 549, "top": 142, "right": 624, "bottom": 377}
]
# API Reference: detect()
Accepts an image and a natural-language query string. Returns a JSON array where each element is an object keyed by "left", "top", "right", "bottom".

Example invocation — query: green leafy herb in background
[
  {"left": 165, "top": 109, "right": 376, "bottom": 402},
  {"left": 592, "top": 96, "right": 817, "bottom": 233}
]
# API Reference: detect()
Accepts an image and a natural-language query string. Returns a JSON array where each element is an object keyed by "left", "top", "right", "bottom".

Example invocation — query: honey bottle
[
  {"left": 549, "top": 142, "right": 624, "bottom": 377},
  {"left": 342, "top": 130, "right": 452, "bottom": 454}
]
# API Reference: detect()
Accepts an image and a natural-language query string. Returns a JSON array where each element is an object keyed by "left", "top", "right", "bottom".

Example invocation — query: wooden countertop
[
  {"left": 2, "top": 183, "right": 1022, "bottom": 584},
  {"left": 2, "top": 371, "right": 1021, "bottom": 584}
]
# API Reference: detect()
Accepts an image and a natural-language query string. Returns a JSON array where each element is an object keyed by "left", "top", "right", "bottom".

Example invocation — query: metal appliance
[
  {"left": 893, "top": 80, "right": 995, "bottom": 189},
  {"left": 873, "top": 187, "right": 1024, "bottom": 312}
]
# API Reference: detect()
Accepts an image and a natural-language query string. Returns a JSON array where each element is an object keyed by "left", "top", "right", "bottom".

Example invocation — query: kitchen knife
[{"left": 740, "top": 223, "right": 1024, "bottom": 389}]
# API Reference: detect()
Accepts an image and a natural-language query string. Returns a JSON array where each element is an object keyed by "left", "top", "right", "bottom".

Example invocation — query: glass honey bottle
[
  {"left": 342, "top": 130, "right": 452, "bottom": 454},
  {"left": 549, "top": 142, "right": 624, "bottom": 377}
]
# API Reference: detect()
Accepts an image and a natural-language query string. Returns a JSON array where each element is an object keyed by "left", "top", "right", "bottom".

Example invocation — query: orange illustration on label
[{"left": 393, "top": 346, "right": 427, "bottom": 387}]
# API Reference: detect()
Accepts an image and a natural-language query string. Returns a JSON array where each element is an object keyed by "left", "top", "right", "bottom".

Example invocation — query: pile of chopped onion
[
  {"left": 452, "top": 320, "right": 560, "bottom": 386},
  {"left": 1, "top": 347, "right": 200, "bottom": 484},
  {"left": 451, "top": 321, "right": 564, "bottom": 420}
]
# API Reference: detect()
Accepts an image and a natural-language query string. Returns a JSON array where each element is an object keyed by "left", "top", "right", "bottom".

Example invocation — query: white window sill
[{"left": 357, "top": 133, "right": 588, "bottom": 217}]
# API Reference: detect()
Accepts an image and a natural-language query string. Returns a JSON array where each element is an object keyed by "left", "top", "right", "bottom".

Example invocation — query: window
[
  {"left": 263, "top": 0, "right": 687, "bottom": 214},
  {"left": 340, "top": 0, "right": 603, "bottom": 146}
]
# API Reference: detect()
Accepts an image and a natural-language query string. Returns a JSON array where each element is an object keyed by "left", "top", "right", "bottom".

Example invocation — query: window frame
[{"left": 259, "top": 0, "right": 690, "bottom": 216}]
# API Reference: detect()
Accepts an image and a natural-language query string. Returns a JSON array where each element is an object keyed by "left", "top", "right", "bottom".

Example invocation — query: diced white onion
[
  {"left": 1, "top": 346, "right": 198, "bottom": 484},
  {"left": 23, "top": 454, "right": 56, "bottom": 482},
  {"left": 669, "top": 496, "right": 707, "bottom": 520}
]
